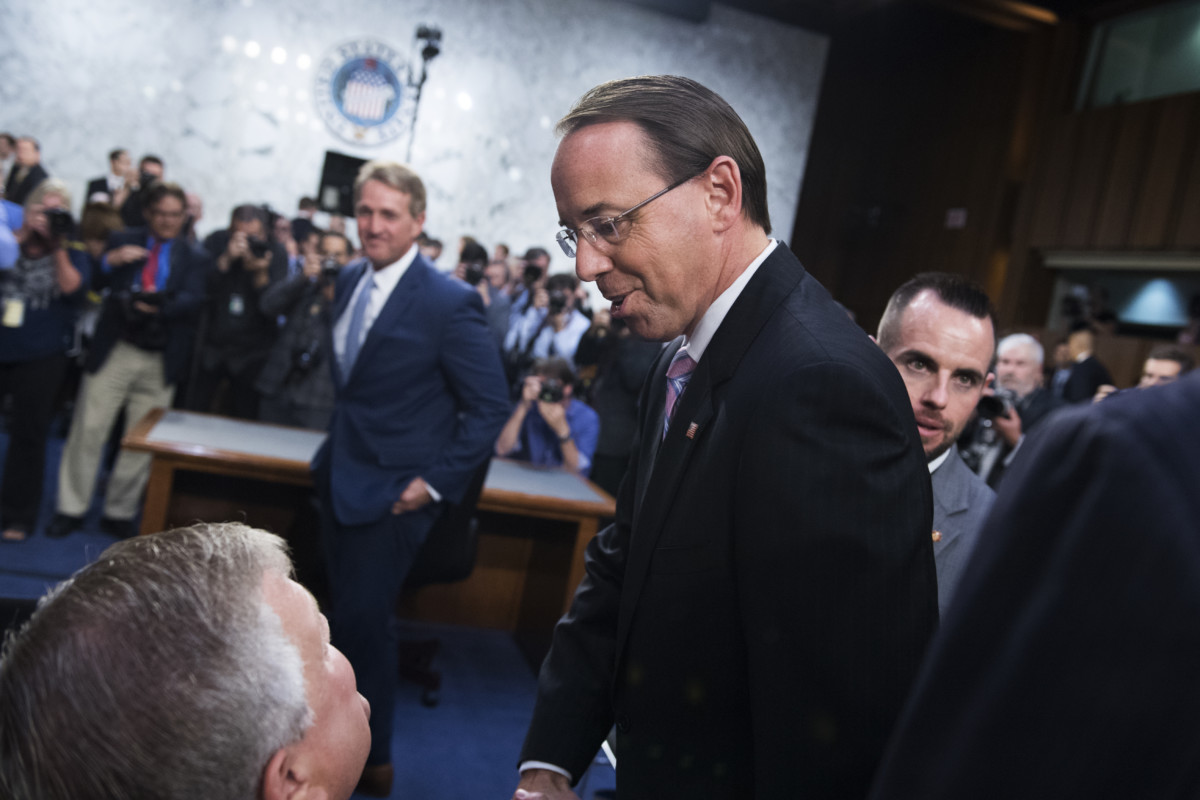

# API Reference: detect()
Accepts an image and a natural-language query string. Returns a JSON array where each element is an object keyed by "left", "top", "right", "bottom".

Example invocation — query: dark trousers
[
  {"left": 320, "top": 491, "right": 439, "bottom": 765},
  {"left": 0, "top": 354, "right": 70, "bottom": 532},
  {"left": 187, "top": 361, "right": 261, "bottom": 420}
]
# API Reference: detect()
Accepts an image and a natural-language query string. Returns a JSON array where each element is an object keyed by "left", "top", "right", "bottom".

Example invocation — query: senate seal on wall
[{"left": 315, "top": 39, "right": 414, "bottom": 146}]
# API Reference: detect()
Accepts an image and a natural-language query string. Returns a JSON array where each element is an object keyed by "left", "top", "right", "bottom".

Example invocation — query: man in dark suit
[
  {"left": 514, "top": 75, "right": 936, "bottom": 800},
  {"left": 876, "top": 273, "right": 997, "bottom": 617},
  {"left": 869, "top": 371, "right": 1200, "bottom": 799},
  {"left": 48, "top": 181, "right": 208, "bottom": 539},
  {"left": 310, "top": 160, "right": 509, "bottom": 796},
  {"left": 960, "top": 332, "right": 1063, "bottom": 488},
  {"left": 4, "top": 137, "right": 48, "bottom": 206},
  {"left": 1061, "top": 322, "right": 1112, "bottom": 402},
  {"left": 84, "top": 148, "right": 132, "bottom": 206}
]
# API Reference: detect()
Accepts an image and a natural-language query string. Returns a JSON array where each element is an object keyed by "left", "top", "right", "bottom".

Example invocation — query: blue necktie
[{"left": 341, "top": 274, "right": 374, "bottom": 378}]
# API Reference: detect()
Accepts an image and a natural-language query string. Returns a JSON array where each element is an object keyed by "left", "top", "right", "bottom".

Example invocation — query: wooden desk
[{"left": 123, "top": 409, "right": 615, "bottom": 661}]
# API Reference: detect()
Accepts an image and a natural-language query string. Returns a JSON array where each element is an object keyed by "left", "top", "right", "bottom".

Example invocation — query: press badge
[
  {"left": 2, "top": 298, "right": 25, "bottom": 328},
  {"left": 229, "top": 294, "right": 245, "bottom": 316}
]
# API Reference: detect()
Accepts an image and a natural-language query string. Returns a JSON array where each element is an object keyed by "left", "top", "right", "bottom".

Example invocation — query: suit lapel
[
  {"left": 615, "top": 244, "right": 805, "bottom": 659},
  {"left": 344, "top": 256, "right": 428, "bottom": 386}
]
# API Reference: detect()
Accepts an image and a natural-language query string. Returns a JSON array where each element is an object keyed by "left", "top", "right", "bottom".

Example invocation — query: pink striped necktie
[{"left": 663, "top": 348, "right": 697, "bottom": 440}]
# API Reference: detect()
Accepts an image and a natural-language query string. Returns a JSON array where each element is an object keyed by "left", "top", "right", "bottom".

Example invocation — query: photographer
[
  {"left": 192, "top": 204, "right": 287, "bottom": 418},
  {"left": 504, "top": 272, "right": 591, "bottom": 369},
  {"left": 0, "top": 179, "right": 89, "bottom": 542},
  {"left": 960, "top": 333, "right": 1063, "bottom": 488},
  {"left": 49, "top": 180, "right": 208, "bottom": 539},
  {"left": 255, "top": 230, "right": 351, "bottom": 430},
  {"left": 495, "top": 357, "right": 599, "bottom": 475},
  {"left": 453, "top": 241, "right": 510, "bottom": 349}
]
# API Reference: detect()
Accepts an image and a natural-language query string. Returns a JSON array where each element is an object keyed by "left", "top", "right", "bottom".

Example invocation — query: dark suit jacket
[
  {"left": 5, "top": 163, "right": 48, "bottom": 206},
  {"left": 85, "top": 176, "right": 114, "bottom": 202},
  {"left": 1062, "top": 354, "right": 1112, "bottom": 403},
  {"left": 87, "top": 227, "right": 209, "bottom": 384},
  {"left": 869, "top": 371, "right": 1200, "bottom": 799},
  {"left": 311, "top": 254, "right": 510, "bottom": 526},
  {"left": 520, "top": 244, "right": 938, "bottom": 798}
]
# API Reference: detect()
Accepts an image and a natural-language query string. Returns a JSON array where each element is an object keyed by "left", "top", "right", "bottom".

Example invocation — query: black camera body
[
  {"left": 247, "top": 236, "right": 271, "bottom": 259},
  {"left": 538, "top": 378, "right": 565, "bottom": 403},
  {"left": 45, "top": 207, "right": 74, "bottom": 238},
  {"left": 320, "top": 257, "right": 341, "bottom": 281},
  {"left": 548, "top": 289, "right": 570, "bottom": 316},
  {"left": 116, "top": 289, "right": 169, "bottom": 350},
  {"left": 463, "top": 262, "right": 485, "bottom": 286},
  {"left": 523, "top": 263, "right": 543, "bottom": 285},
  {"left": 976, "top": 386, "right": 1018, "bottom": 420}
]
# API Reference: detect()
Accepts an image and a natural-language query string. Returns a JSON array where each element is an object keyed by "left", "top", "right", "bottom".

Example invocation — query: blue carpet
[{"left": 0, "top": 429, "right": 616, "bottom": 798}]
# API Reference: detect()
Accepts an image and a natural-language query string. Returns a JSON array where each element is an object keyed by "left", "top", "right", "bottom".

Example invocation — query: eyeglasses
[{"left": 555, "top": 171, "right": 700, "bottom": 259}]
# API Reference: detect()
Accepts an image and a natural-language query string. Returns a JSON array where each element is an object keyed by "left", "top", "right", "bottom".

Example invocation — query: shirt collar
[
  {"left": 681, "top": 239, "right": 777, "bottom": 363},
  {"left": 363, "top": 242, "right": 419, "bottom": 296},
  {"left": 927, "top": 448, "right": 952, "bottom": 474}
]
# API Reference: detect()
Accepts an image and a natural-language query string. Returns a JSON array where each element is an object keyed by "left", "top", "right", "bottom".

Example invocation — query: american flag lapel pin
[{"left": 686, "top": 422, "right": 698, "bottom": 439}]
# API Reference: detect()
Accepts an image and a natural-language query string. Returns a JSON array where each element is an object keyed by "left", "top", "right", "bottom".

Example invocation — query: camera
[
  {"left": 523, "top": 263, "right": 543, "bottom": 285},
  {"left": 320, "top": 257, "right": 341, "bottom": 280},
  {"left": 463, "top": 262, "right": 485, "bottom": 286},
  {"left": 45, "top": 207, "right": 74, "bottom": 238},
  {"left": 538, "top": 378, "right": 565, "bottom": 403},
  {"left": 116, "top": 290, "right": 168, "bottom": 350},
  {"left": 247, "top": 236, "right": 271, "bottom": 259},
  {"left": 548, "top": 288, "right": 570, "bottom": 316},
  {"left": 976, "top": 386, "right": 1017, "bottom": 420}
]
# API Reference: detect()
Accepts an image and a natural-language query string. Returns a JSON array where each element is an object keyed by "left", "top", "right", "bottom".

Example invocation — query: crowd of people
[
  {"left": 2, "top": 72, "right": 1199, "bottom": 800},
  {"left": 0, "top": 134, "right": 659, "bottom": 544}
]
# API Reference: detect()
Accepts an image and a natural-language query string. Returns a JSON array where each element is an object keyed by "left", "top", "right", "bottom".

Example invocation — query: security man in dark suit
[
  {"left": 514, "top": 75, "right": 936, "bottom": 800},
  {"left": 311, "top": 160, "right": 509, "bottom": 796}
]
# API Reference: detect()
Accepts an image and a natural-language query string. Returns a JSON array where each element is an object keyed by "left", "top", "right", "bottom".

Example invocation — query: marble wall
[{"left": 1, "top": 0, "right": 826, "bottom": 268}]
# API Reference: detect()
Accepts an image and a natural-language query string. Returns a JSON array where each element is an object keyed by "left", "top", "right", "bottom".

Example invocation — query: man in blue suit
[{"left": 310, "top": 160, "right": 509, "bottom": 796}]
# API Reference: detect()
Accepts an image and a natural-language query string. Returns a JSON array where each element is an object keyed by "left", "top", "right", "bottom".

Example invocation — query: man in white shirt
[
  {"left": 310, "top": 160, "right": 509, "bottom": 796},
  {"left": 514, "top": 75, "right": 935, "bottom": 800}
]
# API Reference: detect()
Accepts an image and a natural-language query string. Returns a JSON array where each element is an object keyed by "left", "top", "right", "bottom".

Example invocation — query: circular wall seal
[{"left": 315, "top": 39, "right": 414, "bottom": 146}]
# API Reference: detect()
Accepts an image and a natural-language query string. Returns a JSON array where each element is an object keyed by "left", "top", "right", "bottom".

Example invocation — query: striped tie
[{"left": 663, "top": 348, "right": 697, "bottom": 440}]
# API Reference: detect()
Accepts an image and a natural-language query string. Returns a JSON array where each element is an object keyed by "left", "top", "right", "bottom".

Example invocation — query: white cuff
[{"left": 519, "top": 761, "right": 573, "bottom": 784}]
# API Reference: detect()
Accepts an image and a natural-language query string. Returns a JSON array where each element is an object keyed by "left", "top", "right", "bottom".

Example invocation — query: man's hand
[
  {"left": 537, "top": 399, "right": 570, "bottom": 439},
  {"left": 992, "top": 405, "right": 1022, "bottom": 446},
  {"left": 301, "top": 253, "right": 322, "bottom": 281},
  {"left": 392, "top": 476, "right": 432, "bottom": 514},
  {"left": 521, "top": 375, "right": 543, "bottom": 407},
  {"left": 227, "top": 230, "right": 250, "bottom": 260},
  {"left": 1093, "top": 384, "right": 1118, "bottom": 404},
  {"left": 532, "top": 286, "right": 549, "bottom": 310},
  {"left": 512, "top": 769, "right": 579, "bottom": 800},
  {"left": 108, "top": 244, "right": 150, "bottom": 266}
]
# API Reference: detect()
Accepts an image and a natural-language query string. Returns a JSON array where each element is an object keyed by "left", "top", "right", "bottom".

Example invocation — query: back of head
[
  {"left": 459, "top": 241, "right": 488, "bottom": 265},
  {"left": 0, "top": 523, "right": 310, "bottom": 800},
  {"left": 877, "top": 271, "right": 996, "bottom": 354},
  {"left": 557, "top": 74, "right": 771, "bottom": 234}
]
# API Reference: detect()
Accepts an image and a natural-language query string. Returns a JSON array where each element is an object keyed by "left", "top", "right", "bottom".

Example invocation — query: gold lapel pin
[{"left": 931, "top": 530, "right": 942, "bottom": 542}]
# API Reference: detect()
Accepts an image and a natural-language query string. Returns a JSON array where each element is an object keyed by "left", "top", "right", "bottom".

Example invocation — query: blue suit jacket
[
  {"left": 87, "top": 227, "right": 209, "bottom": 384},
  {"left": 311, "top": 253, "right": 510, "bottom": 526}
]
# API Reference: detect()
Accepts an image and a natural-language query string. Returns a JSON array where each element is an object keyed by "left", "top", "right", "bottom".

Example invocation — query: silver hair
[
  {"left": 0, "top": 523, "right": 312, "bottom": 800},
  {"left": 353, "top": 159, "right": 426, "bottom": 216},
  {"left": 997, "top": 332, "right": 1043, "bottom": 366},
  {"left": 23, "top": 177, "right": 73, "bottom": 217}
]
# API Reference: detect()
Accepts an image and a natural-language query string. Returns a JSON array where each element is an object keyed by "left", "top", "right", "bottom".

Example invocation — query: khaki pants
[{"left": 57, "top": 341, "right": 175, "bottom": 520}]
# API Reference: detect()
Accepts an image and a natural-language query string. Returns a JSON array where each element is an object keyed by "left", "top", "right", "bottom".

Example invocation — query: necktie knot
[{"left": 663, "top": 349, "right": 697, "bottom": 439}]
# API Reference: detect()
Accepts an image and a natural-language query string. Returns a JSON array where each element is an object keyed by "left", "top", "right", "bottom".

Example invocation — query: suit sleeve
[
  {"left": 161, "top": 245, "right": 209, "bottom": 321},
  {"left": 420, "top": 289, "right": 512, "bottom": 503},
  {"left": 870, "top": 396, "right": 1200, "bottom": 799},
  {"left": 736, "top": 360, "right": 937, "bottom": 797},
  {"left": 517, "top": 344, "right": 668, "bottom": 782}
]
